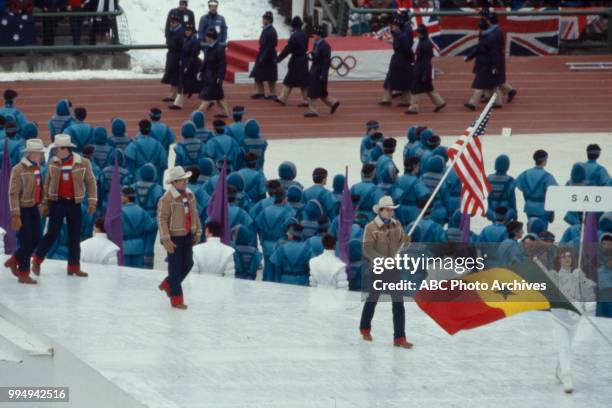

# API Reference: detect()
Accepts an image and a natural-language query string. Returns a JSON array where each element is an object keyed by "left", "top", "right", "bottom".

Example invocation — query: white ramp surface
[{"left": 1, "top": 260, "right": 612, "bottom": 408}]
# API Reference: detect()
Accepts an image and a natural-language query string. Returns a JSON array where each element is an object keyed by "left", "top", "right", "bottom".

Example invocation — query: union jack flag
[
  {"left": 559, "top": 8, "right": 600, "bottom": 40},
  {"left": 437, "top": 7, "right": 560, "bottom": 57},
  {"left": 447, "top": 99, "right": 494, "bottom": 217}
]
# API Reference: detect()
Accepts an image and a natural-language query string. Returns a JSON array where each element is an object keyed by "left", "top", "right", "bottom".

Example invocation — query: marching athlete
[{"left": 304, "top": 25, "right": 340, "bottom": 118}]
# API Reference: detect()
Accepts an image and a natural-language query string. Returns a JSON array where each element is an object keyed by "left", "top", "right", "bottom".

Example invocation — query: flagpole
[
  {"left": 533, "top": 257, "right": 612, "bottom": 348},
  {"left": 405, "top": 94, "right": 497, "bottom": 238}
]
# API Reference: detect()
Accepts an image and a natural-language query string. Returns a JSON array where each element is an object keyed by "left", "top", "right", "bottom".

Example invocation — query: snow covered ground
[
  {"left": 1, "top": 259, "right": 611, "bottom": 408},
  {"left": 0, "top": 0, "right": 290, "bottom": 82}
]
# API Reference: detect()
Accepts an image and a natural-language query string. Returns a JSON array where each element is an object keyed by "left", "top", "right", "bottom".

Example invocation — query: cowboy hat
[
  {"left": 50, "top": 134, "right": 76, "bottom": 149},
  {"left": 166, "top": 166, "right": 192, "bottom": 184},
  {"left": 25, "top": 138, "right": 46, "bottom": 153},
  {"left": 373, "top": 196, "right": 399, "bottom": 213}
]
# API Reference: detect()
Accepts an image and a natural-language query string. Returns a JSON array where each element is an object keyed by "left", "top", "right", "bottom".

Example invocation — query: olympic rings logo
[{"left": 330, "top": 55, "right": 357, "bottom": 77}]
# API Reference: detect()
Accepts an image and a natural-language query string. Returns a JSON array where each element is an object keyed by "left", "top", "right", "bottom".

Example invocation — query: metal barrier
[{"left": 338, "top": 0, "right": 612, "bottom": 53}]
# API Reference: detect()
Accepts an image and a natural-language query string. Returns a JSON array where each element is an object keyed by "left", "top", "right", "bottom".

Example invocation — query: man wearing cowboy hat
[
  {"left": 4, "top": 139, "right": 46, "bottom": 284},
  {"left": 31, "top": 134, "right": 97, "bottom": 278},
  {"left": 359, "top": 195, "right": 413, "bottom": 349},
  {"left": 157, "top": 166, "right": 202, "bottom": 310}
]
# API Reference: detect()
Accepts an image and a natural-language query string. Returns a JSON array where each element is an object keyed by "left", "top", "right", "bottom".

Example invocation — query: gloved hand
[
  {"left": 192, "top": 236, "right": 200, "bottom": 246},
  {"left": 87, "top": 203, "right": 96, "bottom": 215},
  {"left": 39, "top": 204, "right": 48, "bottom": 218},
  {"left": 163, "top": 240, "right": 176, "bottom": 254},
  {"left": 11, "top": 215, "right": 22, "bottom": 231},
  {"left": 402, "top": 235, "right": 412, "bottom": 244}
]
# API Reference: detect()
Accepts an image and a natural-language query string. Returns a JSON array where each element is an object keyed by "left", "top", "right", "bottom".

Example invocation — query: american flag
[
  {"left": 447, "top": 100, "right": 493, "bottom": 217},
  {"left": 437, "top": 7, "right": 560, "bottom": 57},
  {"left": 0, "top": 11, "right": 35, "bottom": 47}
]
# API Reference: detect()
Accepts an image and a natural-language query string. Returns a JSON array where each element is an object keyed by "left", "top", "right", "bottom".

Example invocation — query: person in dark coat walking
[
  {"left": 250, "top": 11, "right": 279, "bottom": 100},
  {"left": 380, "top": 16, "right": 414, "bottom": 107},
  {"left": 274, "top": 16, "right": 310, "bottom": 107},
  {"left": 405, "top": 24, "right": 446, "bottom": 114},
  {"left": 169, "top": 22, "right": 202, "bottom": 110},
  {"left": 198, "top": 28, "right": 230, "bottom": 118},
  {"left": 482, "top": 11, "right": 517, "bottom": 105},
  {"left": 304, "top": 25, "right": 340, "bottom": 118},
  {"left": 464, "top": 19, "right": 497, "bottom": 110},
  {"left": 165, "top": 0, "right": 195, "bottom": 38},
  {"left": 161, "top": 13, "right": 184, "bottom": 103}
]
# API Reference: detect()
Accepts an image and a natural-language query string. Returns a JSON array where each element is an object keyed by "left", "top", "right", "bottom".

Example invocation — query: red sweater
[{"left": 58, "top": 157, "right": 75, "bottom": 199}]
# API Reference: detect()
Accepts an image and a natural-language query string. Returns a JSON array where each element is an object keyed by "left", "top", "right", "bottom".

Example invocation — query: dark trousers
[
  {"left": 70, "top": 7, "right": 84, "bottom": 45},
  {"left": 42, "top": 17, "right": 58, "bottom": 46},
  {"left": 359, "top": 290, "right": 406, "bottom": 340},
  {"left": 35, "top": 199, "right": 82, "bottom": 266},
  {"left": 166, "top": 235, "right": 193, "bottom": 300},
  {"left": 13, "top": 207, "right": 41, "bottom": 273}
]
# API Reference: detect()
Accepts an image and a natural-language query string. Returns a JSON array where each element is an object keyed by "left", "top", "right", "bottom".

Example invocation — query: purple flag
[
  {"left": 460, "top": 213, "right": 471, "bottom": 243},
  {"left": 207, "top": 159, "right": 230, "bottom": 245},
  {"left": 337, "top": 171, "right": 354, "bottom": 273},
  {"left": 104, "top": 150, "right": 124, "bottom": 265},
  {"left": 582, "top": 212, "right": 599, "bottom": 282},
  {"left": 0, "top": 139, "right": 17, "bottom": 253}
]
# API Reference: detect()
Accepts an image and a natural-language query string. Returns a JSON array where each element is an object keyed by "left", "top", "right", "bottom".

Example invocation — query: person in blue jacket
[
  {"left": 408, "top": 201, "right": 447, "bottom": 243},
  {"left": 418, "top": 133, "right": 442, "bottom": 175},
  {"left": 446, "top": 210, "right": 477, "bottom": 243},
  {"left": 22, "top": 122, "right": 39, "bottom": 142},
  {"left": 133, "top": 164, "right": 164, "bottom": 268},
  {"left": 306, "top": 215, "right": 330, "bottom": 257},
  {"left": 125, "top": 120, "right": 168, "bottom": 185},
  {"left": 205, "top": 185, "right": 255, "bottom": 244},
  {"left": 238, "top": 152, "right": 267, "bottom": 204},
  {"left": 227, "top": 172, "right": 252, "bottom": 211},
  {"left": 249, "top": 179, "right": 281, "bottom": 220},
  {"left": 191, "top": 111, "right": 213, "bottom": 143},
  {"left": 225, "top": 106, "right": 247, "bottom": 144},
  {"left": 255, "top": 187, "right": 296, "bottom": 281},
  {"left": 584, "top": 144, "right": 610, "bottom": 186},
  {"left": 407, "top": 127, "right": 432, "bottom": 165},
  {"left": 302, "top": 167, "right": 337, "bottom": 218},
  {"left": 0, "top": 89, "right": 27, "bottom": 132},
  {"left": 375, "top": 138, "right": 399, "bottom": 187},
  {"left": 109, "top": 118, "right": 132, "bottom": 151},
  {"left": 241, "top": 119, "right": 268, "bottom": 172},
  {"left": 421, "top": 155, "right": 450, "bottom": 225},
  {"left": 497, "top": 220, "right": 525, "bottom": 266},
  {"left": 198, "top": 0, "right": 228, "bottom": 49},
  {"left": 287, "top": 184, "right": 304, "bottom": 217},
  {"left": 560, "top": 216, "right": 582, "bottom": 247},
  {"left": 174, "top": 121, "right": 206, "bottom": 168},
  {"left": 91, "top": 127, "right": 114, "bottom": 170},
  {"left": 0, "top": 123, "right": 24, "bottom": 167},
  {"left": 479, "top": 206, "right": 509, "bottom": 267},
  {"left": 278, "top": 161, "right": 302, "bottom": 191},
  {"left": 563, "top": 162, "right": 587, "bottom": 226},
  {"left": 348, "top": 238, "right": 363, "bottom": 291},
  {"left": 515, "top": 149, "right": 558, "bottom": 229},
  {"left": 81, "top": 146, "right": 103, "bottom": 205},
  {"left": 197, "top": 157, "right": 217, "bottom": 186},
  {"left": 48, "top": 99, "right": 73, "bottom": 141},
  {"left": 232, "top": 224, "right": 261, "bottom": 280},
  {"left": 392, "top": 157, "right": 429, "bottom": 227},
  {"left": 148, "top": 108, "right": 176, "bottom": 152},
  {"left": 332, "top": 174, "right": 345, "bottom": 203},
  {"left": 65, "top": 107, "right": 94, "bottom": 152},
  {"left": 596, "top": 233, "right": 612, "bottom": 317},
  {"left": 402, "top": 125, "right": 424, "bottom": 162},
  {"left": 486, "top": 154, "right": 517, "bottom": 222},
  {"left": 350, "top": 163, "right": 384, "bottom": 224},
  {"left": 301, "top": 199, "right": 324, "bottom": 240},
  {"left": 99, "top": 149, "right": 133, "bottom": 214},
  {"left": 0, "top": 115, "right": 5, "bottom": 142},
  {"left": 359, "top": 120, "right": 381, "bottom": 164},
  {"left": 120, "top": 187, "right": 155, "bottom": 268},
  {"left": 270, "top": 223, "right": 313, "bottom": 285},
  {"left": 206, "top": 119, "right": 242, "bottom": 171}
]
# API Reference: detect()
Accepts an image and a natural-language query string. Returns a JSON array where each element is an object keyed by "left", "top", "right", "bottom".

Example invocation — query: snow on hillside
[
  {"left": 123, "top": 0, "right": 291, "bottom": 73},
  {"left": 0, "top": 0, "right": 289, "bottom": 81}
]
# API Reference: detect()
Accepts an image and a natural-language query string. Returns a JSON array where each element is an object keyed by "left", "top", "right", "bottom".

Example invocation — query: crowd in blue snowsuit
[{"left": 0, "top": 89, "right": 611, "bottom": 313}]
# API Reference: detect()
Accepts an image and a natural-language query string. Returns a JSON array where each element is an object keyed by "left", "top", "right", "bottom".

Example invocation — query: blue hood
[
  {"left": 244, "top": 119, "right": 260, "bottom": 138},
  {"left": 494, "top": 154, "right": 510, "bottom": 174},
  {"left": 424, "top": 155, "right": 444, "bottom": 174},
  {"left": 190, "top": 111, "right": 205, "bottom": 128},
  {"left": 94, "top": 127, "right": 108, "bottom": 144},
  {"left": 55, "top": 99, "right": 71, "bottom": 116},
  {"left": 304, "top": 199, "right": 324, "bottom": 219},
  {"left": 199, "top": 158, "right": 215, "bottom": 176},
  {"left": 181, "top": 121, "right": 197, "bottom": 139},
  {"left": 234, "top": 225, "right": 252, "bottom": 246},
  {"left": 332, "top": 174, "right": 345, "bottom": 193},
  {"left": 449, "top": 210, "right": 462, "bottom": 228},
  {"left": 287, "top": 185, "right": 302, "bottom": 203},
  {"left": 527, "top": 217, "right": 546, "bottom": 235},
  {"left": 278, "top": 161, "right": 296, "bottom": 180},
  {"left": 599, "top": 212, "right": 612, "bottom": 233},
  {"left": 407, "top": 126, "right": 419, "bottom": 143},
  {"left": 420, "top": 129, "right": 433, "bottom": 146},
  {"left": 432, "top": 146, "right": 448, "bottom": 163},
  {"left": 23, "top": 122, "right": 39, "bottom": 140},
  {"left": 112, "top": 118, "right": 126, "bottom": 136},
  {"left": 570, "top": 162, "right": 586, "bottom": 184},
  {"left": 227, "top": 173, "right": 245, "bottom": 191},
  {"left": 139, "top": 163, "right": 157, "bottom": 182}
]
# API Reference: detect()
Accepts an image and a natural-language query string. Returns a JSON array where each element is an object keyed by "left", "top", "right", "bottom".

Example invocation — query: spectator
[
  {"left": 191, "top": 221, "right": 235, "bottom": 277},
  {"left": 198, "top": 0, "right": 228, "bottom": 49},
  {"left": 88, "top": 0, "right": 118, "bottom": 45},
  {"left": 67, "top": 0, "right": 87, "bottom": 45},
  {"left": 349, "top": 0, "right": 373, "bottom": 36},
  {"left": 309, "top": 234, "right": 349, "bottom": 290},
  {"left": 80, "top": 218, "right": 120, "bottom": 265},
  {"left": 165, "top": 0, "right": 195, "bottom": 38},
  {"left": 36, "top": 0, "right": 65, "bottom": 46},
  {"left": 8, "top": 0, "right": 34, "bottom": 14}
]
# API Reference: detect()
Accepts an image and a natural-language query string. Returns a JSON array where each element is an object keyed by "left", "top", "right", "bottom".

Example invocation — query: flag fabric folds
[
  {"left": 0, "top": 139, "right": 17, "bottom": 253},
  {"left": 104, "top": 150, "right": 124, "bottom": 265},
  {"left": 337, "top": 172, "right": 354, "bottom": 276},
  {"left": 207, "top": 159, "right": 231, "bottom": 245}
]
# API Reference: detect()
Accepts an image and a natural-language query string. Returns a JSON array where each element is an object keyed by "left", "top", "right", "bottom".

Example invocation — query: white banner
[{"left": 545, "top": 186, "right": 612, "bottom": 212}]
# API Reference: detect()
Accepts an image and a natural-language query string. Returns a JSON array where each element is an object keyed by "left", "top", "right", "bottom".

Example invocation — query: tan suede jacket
[
  {"left": 43, "top": 153, "right": 97, "bottom": 206},
  {"left": 362, "top": 216, "right": 405, "bottom": 261},
  {"left": 157, "top": 187, "right": 202, "bottom": 243},
  {"left": 8, "top": 158, "right": 44, "bottom": 215}
]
